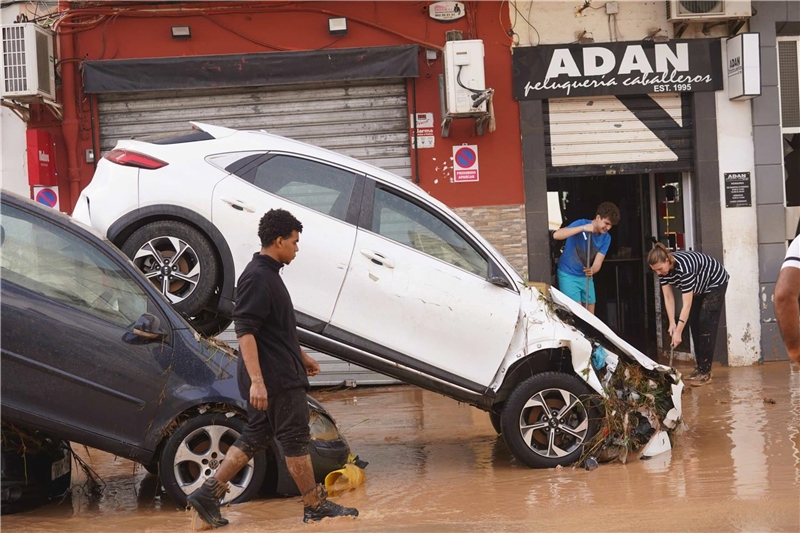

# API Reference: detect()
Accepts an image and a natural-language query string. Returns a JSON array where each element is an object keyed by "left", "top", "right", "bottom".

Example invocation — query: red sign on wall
[{"left": 26, "top": 129, "right": 56, "bottom": 187}]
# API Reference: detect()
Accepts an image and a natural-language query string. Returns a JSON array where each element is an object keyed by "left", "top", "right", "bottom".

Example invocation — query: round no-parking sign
[
  {"left": 452, "top": 145, "right": 479, "bottom": 183},
  {"left": 34, "top": 186, "right": 60, "bottom": 209}
]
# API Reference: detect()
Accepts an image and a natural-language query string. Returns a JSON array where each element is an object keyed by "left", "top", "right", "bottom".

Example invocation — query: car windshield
[{"left": 0, "top": 203, "right": 148, "bottom": 328}]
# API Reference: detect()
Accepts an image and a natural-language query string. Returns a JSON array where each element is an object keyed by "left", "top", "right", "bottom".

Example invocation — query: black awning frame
[{"left": 84, "top": 45, "right": 419, "bottom": 94}]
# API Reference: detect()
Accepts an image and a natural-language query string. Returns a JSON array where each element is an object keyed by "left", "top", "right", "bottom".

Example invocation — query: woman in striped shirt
[{"left": 648, "top": 243, "right": 730, "bottom": 385}]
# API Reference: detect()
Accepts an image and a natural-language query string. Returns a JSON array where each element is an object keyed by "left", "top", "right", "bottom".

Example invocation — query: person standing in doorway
[
  {"left": 553, "top": 202, "right": 620, "bottom": 314},
  {"left": 187, "top": 209, "right": 358, "bottom": 528},
  {"left": 774, "top": 234, "right": 800, "bottom": 365},
  {"left": 648, "top": 243, "right": 729, "bottom": 385}
]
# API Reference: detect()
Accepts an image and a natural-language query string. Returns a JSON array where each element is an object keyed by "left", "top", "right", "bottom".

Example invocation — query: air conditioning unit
[
  {"left": 443, "top": 39, "right": 487, "bottom": 116},
  {"left": 1, "top": 23, "right": 56, "bottom": 101},
  {"left": 666, "top": 0, "right": 751, "bottom": 22}
]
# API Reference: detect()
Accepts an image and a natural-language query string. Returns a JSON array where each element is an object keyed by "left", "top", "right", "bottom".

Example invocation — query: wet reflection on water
[{"left": 4, "top": 363, "right": 799, "bottom": 532}]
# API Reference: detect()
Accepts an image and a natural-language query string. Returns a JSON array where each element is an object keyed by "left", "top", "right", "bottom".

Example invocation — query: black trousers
[{"left": 687, "top": 283, "right": 727, "bottom": 373}]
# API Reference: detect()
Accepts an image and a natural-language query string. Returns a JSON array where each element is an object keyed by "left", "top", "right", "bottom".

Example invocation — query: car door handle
[
  {"left": 220, "top": 198, "right": 255, "bottom": 213},
  {"left": 360, "top": 249, "right": 395, "bottom": 269}
]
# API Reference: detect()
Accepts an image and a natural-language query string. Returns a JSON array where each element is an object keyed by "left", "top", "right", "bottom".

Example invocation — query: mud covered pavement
[{"left": 5, "top": 362, "right": 799, "bottom": 532}]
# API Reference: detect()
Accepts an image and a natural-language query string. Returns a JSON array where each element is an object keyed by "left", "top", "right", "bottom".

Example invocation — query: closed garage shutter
[
  {"left": 545, "top": 93, "right": 693, "bottom": 177},
  {"left": 97, "top": 79, "right": 412, "bottom": 178},
  {"left": 98, "top": 79, "right": 405, "bottom": 387}
]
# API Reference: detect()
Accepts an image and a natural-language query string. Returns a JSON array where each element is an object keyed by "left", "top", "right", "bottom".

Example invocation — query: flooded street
[{"left": 4, "top": 362, "right": 799, "bottom": 532}]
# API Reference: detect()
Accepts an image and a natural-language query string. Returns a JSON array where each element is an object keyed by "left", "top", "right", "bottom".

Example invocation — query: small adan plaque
[{"left": 724, "top": 172, "right": 752, "bottom": 208}]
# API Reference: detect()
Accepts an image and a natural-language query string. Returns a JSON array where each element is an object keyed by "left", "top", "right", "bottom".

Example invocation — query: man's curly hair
[
  {"left": 258, "top": 209, "right": 303, "bottom": 248},
  {"left": 596, "top": 202, "right": 620, "bottom": 225}
]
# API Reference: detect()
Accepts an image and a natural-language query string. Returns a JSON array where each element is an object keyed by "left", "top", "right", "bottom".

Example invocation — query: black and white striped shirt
[{"left": 658, "top": 250, "right": 729, "bottom": 294}]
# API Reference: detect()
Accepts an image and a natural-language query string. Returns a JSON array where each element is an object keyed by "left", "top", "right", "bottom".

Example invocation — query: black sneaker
[
  {"left": 187, "top": 478, "right": 229, "bottom": 528},
  {"left": 303, "top": 499, "right": 359, "bottom": 523},
  {"left": 690, "top": 373, "right": 712, "bottom": 386},
  {"left": 685, "top": 369, "right": 702, "bottom": 381}
]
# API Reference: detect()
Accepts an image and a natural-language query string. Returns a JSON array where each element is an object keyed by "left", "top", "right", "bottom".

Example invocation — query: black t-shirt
[{"left": 233, "top": 253, "right": 309, "bottom": 395}]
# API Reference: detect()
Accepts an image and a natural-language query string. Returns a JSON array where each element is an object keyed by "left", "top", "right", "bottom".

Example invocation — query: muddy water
[{"left": 5, "top": 362, "right": 799, "bottom": 532}]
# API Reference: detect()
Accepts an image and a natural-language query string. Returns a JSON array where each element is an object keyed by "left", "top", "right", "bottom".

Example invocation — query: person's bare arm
[
  {"left": 300, "top": 348, "right": 320, "bottom": 376},
  {"left": 239, "top": 334, "right": 267, "bottom": 409},
  {"left": 585, "top": 252, "right": 606, "bottom": 277},
  {"left": 553, "top": 223, "right": 592, "bottom": 241},
  {"left": 774, "top": 266, "right": 800, "bottom": 364},
  {"left": 662, "top": 285, "right": 676, "bottom": 327},
  {"left": 671, "top": 291, "right": 694, "bottom": 348}
]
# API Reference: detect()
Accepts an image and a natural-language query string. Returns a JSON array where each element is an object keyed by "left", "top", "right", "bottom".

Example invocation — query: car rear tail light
[{"left": 104, "top": 149, "right": 168, "bottom": 170}]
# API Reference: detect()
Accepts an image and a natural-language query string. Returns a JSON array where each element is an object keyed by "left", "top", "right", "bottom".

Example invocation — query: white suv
[{"left": 73, "top": 123, "right": 682, "bottom": 468}]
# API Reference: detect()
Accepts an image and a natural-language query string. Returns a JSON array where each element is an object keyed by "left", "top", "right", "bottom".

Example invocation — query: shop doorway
[{"left": 547, "top": 174, "right": 655, "bottom": 353}]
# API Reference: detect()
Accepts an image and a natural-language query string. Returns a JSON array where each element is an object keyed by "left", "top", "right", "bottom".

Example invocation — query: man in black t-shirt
[{"left": 188, "top": 209, "right": 358, "bottom": 528}]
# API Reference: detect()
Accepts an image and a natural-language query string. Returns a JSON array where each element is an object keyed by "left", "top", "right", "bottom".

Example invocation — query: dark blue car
[{"left": 0, "top": 191, "right": 349, "bottom": 511}]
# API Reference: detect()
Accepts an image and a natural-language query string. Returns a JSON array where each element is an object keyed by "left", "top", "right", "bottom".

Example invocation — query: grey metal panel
[
  {"left": 545, "top": 93, "right": 692, "bottom": 167},
  {"left": 216, "top": 326, "right": 401, "bottom": 387},
  {"left": 102, "top": 79, "right": 409, "bottom": 386},
  {"left": 97, "top": 80, "right": 412, "bottom": 178}
]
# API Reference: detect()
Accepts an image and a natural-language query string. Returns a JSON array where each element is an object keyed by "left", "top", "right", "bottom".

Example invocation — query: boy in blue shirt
[{"left": 553, "top": 202, "right": 620, "bottom": 315}]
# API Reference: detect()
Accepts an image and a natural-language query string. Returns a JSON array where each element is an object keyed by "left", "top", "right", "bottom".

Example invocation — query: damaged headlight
[{"left": 309, "top": 411, "right": 340, "bottom": 442}]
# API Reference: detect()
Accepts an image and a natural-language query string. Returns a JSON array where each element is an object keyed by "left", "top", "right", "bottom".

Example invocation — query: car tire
[
  {"left": 191, "top": 310, "right": 233, "bottom": 338},
  {"left": 501, "top": 372, "right": 598, "bottom": 469},
  {"left": 159, "top": 412, "right": 266, "bottom": 507},
  {"left": 489, "top": 410, "right": 502, "bottom": 435},
  {"left": 122, "top": 221, "right": 220, "bottom": 321}
]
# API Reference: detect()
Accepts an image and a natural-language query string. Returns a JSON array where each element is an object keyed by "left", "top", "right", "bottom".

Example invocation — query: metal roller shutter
[
  {"left": 97, "top": 79, "right": 412, "bottom": 178},
  {"left": 98, "top": 79, "right": 408, "bottom": 386},
  {"left": 545, "top": 93, "right": 693, "bottom": 176}
]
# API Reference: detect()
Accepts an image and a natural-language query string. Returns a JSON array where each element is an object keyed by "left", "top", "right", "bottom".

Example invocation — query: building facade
[
  {"left": 5, "top": 1, "right": 795, "bottom": 376},
  {"left": 749, "top": 0, "right": 800, "bottom": 362}
]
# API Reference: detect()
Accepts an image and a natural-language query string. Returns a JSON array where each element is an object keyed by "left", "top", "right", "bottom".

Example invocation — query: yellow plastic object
[{"left": 324, "top": 463, "right": 366, "bottom": 496}]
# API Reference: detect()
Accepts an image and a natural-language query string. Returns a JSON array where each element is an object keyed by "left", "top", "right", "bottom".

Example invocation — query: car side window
[
  {"left": 372, "top": 188, "right": 489, "bottom": 277},
  {"left": 250, "top": 156, "right": 356, "bottom": 222},
  {"left": 0, "top": 205, "right": 149, "bottom": 328}
]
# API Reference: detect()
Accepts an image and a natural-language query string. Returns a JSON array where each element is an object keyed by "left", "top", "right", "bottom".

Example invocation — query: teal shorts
[{"left": 557, "top": 270, "right": 596, "bottom": 305}]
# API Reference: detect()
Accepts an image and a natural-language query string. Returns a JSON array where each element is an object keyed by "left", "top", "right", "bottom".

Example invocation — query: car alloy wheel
[
  {"left": 517, "top": 387, "right": 589, "bottom": 459},
  {"left": 121, "top": 221, "right": 221, "bottom": 322},
  {"left": 501, "top": 372, "right": 598, "bottom": 468},
  {"left": 134, "top": 236, "right": 200, "bottom": 304},
  {"left": 172, "top": 424, "right": 251, "bottom": 504},
  {"left": 160, "top": 413, "right": 266, "bottom": 507}
]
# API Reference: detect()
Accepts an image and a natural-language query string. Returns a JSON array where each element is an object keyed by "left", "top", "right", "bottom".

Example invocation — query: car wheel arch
[
  {"left": 144, "top": 400, "right": 246, "bottom": 465},
  {"left": 107, "top": 205, "right": 236, "bottom": 315},
  {"left": 492, "top": 348, "right": 575, "bottom": 407}
]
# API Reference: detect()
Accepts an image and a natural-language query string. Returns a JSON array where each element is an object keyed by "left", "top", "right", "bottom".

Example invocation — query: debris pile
[{"left": 582, "top": 354, "right": 681, "bottom": 465}]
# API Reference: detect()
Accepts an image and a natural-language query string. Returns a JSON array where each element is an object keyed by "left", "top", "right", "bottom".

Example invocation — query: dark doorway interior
[{"left": 547, "top": 174, "right": 655, "bottom": 354}]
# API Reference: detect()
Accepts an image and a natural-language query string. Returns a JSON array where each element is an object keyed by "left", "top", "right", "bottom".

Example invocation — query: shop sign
[
  {"left": 512, "top": 39, "right": 723, "bottom": 100},
  {"left": 429, "top": 2, "right": 466, "bottom": 22},
  {"left": 726, "top": 33, "right": 761, "bottom": 100},
  {"left": 453, "top": 145, "right": 479, "bottom": 182},
  {"left": 724, "top": 172, "right": 752, "bottom": 208}
]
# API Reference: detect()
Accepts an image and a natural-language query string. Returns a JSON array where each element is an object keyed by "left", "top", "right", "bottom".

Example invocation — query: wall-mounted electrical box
[
  {"left": 443, "top": 39, "right": 486, "bottom": 116},
  {"left": 1, "top": 23, "right": 56, "bottom": 102}
]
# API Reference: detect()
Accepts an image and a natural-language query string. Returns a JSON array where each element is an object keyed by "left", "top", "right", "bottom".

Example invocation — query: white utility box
[
  {"left": 443, "top": 39, "right": 486, "bottom": 115},
  {"left": 1, "top": 23, "right": 56, "bottom": 101}
]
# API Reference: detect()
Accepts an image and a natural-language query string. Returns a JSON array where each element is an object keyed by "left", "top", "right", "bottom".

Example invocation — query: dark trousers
[{"left": 687, "top": 283, "right": 727, "bottom": 373}]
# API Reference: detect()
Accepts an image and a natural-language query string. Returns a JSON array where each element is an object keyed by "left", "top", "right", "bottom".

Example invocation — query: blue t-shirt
[{"left": 557, "top": 219, "right": 611, "bottom": 277}]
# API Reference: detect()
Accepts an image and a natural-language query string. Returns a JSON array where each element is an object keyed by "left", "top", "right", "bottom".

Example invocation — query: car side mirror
[
  {"left": 487, "top": 262, "right": 511, "bottom": 288},
  {"left": 488, "top": 276, "right": 511, "bottom": 288},
  {"left": 130, "top": 313, "right": 168, "bottom": 343}
]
